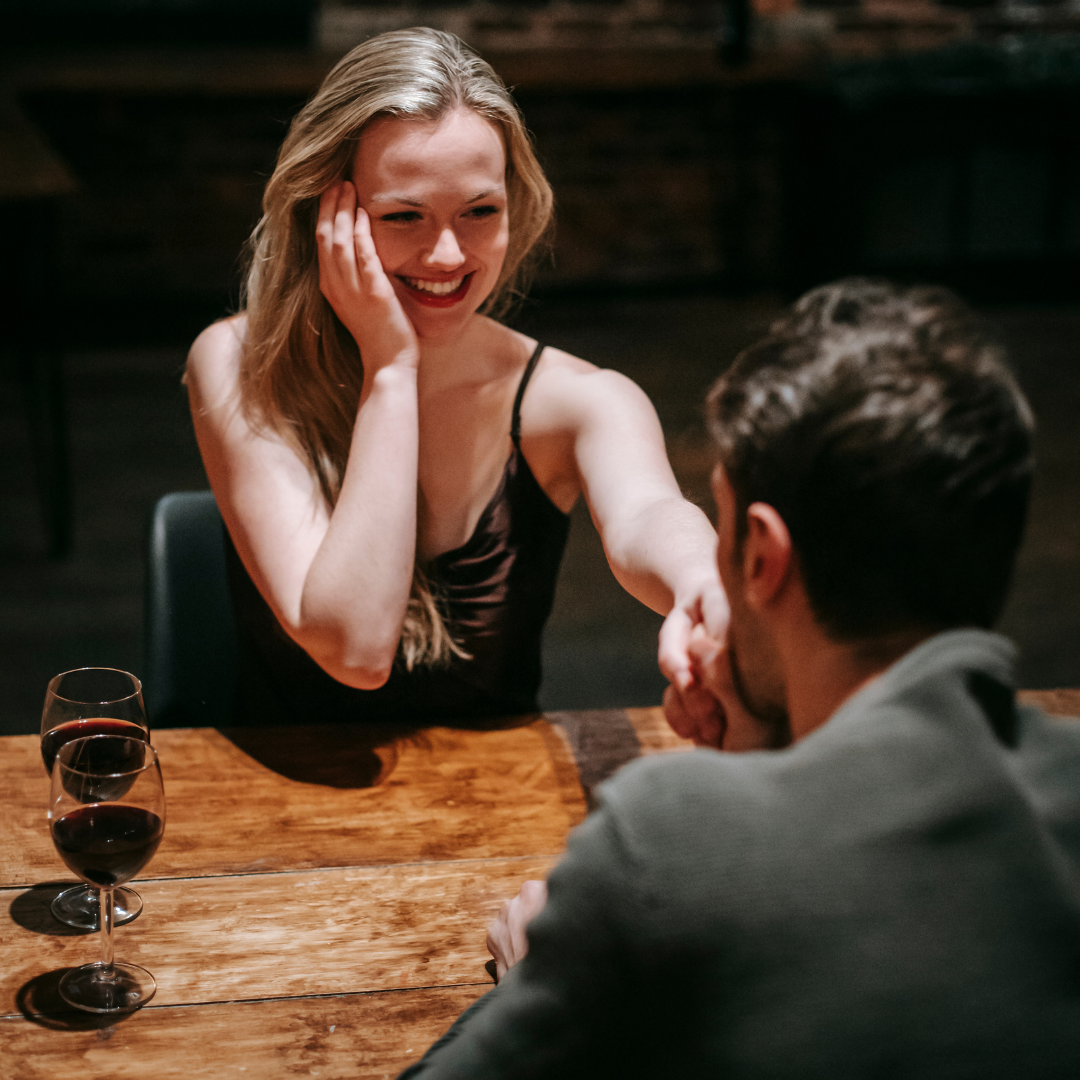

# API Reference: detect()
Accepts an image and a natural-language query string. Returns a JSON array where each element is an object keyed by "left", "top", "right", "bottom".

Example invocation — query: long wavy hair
[{"left": 239, "top": 28, "right": 553, "bottom": 669}]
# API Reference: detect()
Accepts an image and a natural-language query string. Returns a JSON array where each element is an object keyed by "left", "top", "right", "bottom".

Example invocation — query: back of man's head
[{"left": 707, "top": 278, "right": 1035, "bottom": 640}]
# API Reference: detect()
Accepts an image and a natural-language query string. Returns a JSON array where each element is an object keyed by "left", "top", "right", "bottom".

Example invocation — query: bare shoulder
[
  {"left": 535, "top": 344, "right": 598, "bottom": 379},
  {"left": 527, "top": 345, "right": 657, "bottom": 430},
  {"left": 186, "top": 314, "right": 247, "bottom": 399}
]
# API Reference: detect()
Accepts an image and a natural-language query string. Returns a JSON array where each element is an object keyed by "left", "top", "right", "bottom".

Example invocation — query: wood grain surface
[
  {"left": 3, "top": 700, "right": 1074, "bottom": 1080},
  {"left": 0, "top": 985, "right": 486, "bottom": 1080},
  {"left": 0, "top": 722, "right": 586, "bottom": 888},
  {"left": 2, "top": 855, "right": 555, "bottom": 1014}
]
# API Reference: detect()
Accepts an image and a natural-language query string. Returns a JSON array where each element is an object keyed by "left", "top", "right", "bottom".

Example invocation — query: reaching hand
[
  {"left": 658, "top": 577, "right": 729, "bottom": 694},
  {"left": 663, "top": 622, "right": 726, "bottom": 748},
  {"left": 658, "top": 575, "right": 729, "bottom": 749},
  {"left": 665, "top": 624, "right": 781, "bottom": 751},
  {"left": 486, "top": 879, "right": 548, "bottom": 983},
  {"left": 316, "top": 180, "right": 419, "bottom": 374}
]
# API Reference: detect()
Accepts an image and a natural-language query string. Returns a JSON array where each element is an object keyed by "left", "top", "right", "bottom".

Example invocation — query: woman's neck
[{"left": 416, "top": 315, "right": 516, "bottom": 391}]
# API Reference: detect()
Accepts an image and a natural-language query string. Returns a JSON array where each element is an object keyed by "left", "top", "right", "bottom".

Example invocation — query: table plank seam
[
  {"left": 0, "top": 979, "right": 494, "bottom": 1021},
  {"left": 0, "top": 850, "right": 566, "bottom": 893}
]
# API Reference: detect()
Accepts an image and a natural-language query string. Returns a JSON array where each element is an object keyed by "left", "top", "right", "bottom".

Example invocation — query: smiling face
[{"left": 350, "top": 107, "right": 509, "bottom": 339}]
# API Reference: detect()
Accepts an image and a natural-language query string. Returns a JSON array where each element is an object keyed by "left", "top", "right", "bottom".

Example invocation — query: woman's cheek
[
  {"left": 368, "top": 228, "right": 405, "bottom": 276},
  {"left": 494, "top": 221, "right": 510, "bottom": 264}
]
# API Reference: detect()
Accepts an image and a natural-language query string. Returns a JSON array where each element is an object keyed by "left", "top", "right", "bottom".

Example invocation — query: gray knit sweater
[{"left": 401, "top": 630, "right": 1080, "bottom": 1078}]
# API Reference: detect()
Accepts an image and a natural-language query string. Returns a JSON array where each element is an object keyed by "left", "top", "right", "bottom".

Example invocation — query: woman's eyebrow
[
  {"left": 368, "top": 187, "right": 504, "bottom": 207},
  {"left": 369, "top": 194, "right": 425, "bottom": 207}
]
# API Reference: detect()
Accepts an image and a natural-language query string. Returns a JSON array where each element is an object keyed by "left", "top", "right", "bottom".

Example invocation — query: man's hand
[
  {"left": 663, "top": 622, "right": 726, "bottom": 748},
  {"left": 665, "top": 620, "right": 778, "bottom": 751},
  {"left": 668, "top": 626, "right": 781, "bottom": 752},
  {"left": 486, "top": 879, "right": 548, "bottom": 983},
  {"left": 663, "top": 679, "right": 726, "bottom": 748}
]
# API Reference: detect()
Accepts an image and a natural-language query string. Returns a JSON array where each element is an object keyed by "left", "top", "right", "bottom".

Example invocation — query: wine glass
[
  {"left": 49, "top": 734, "right": 166, "bottom": 1013},
  {"left": 41, "top": 668, "right": 150, "bottom": 930}
]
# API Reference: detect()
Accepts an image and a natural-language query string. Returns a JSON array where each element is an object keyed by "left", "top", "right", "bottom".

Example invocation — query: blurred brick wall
[{"left": 22, "top": 84, "right": 786, "bottom": 338}]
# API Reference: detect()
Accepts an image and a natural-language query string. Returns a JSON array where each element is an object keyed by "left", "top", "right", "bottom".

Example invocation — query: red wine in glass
[
  {"left": 52, "top": 805, "right": 164, "bottom": 888},
  {"left": 42, "top": 718, "right": 148, "bottom": 776},
  {"left": 49, "top": 734, "right": 166, "bottom": 1014},
  {"left": 40, "top": 669, "right": 151, "bottom": 931}
]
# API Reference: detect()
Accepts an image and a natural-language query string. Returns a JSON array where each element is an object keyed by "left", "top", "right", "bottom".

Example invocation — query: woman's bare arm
[
  {"left": 186, "top": 183, "right": 421, "bottom": 688},
  {"left": 521, "top": 360, "right": 728, "bottom": 690}
]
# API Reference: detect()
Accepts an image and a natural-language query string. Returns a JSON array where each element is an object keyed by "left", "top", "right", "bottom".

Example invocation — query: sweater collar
[{"left": 816, "top": 628, "right": 1017, "bottom": 738}]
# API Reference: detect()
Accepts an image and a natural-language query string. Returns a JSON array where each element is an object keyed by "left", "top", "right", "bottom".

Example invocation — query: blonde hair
[{"left": 239, "top": 28, "right": 553, "bottom": 669}]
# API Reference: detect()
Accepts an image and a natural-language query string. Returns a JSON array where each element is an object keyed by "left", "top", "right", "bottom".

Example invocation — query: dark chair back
[{"left": 143, "top": 490, "right": 236, "bottom": 728}]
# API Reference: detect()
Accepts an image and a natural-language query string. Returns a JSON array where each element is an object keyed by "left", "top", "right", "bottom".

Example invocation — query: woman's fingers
[
  {"left": 658, "top": 607, "right": 695, "bottom": 690},
  {"left": 316, "top": 184, "right": 339, "bottom": 246},
  {"left": 352, "top": 206, "right": 396, "bottom": 300},
  {"left": 316, "top": 184, "right": 341, "bottom": 297},
  {"left": 700, "top": 581, "right": 731, "bottom": 644},
  {"left": 317, "top": 182, "right": 368, "bottom": 313},
  {"left": 314, "top": 181, "right": 419, "bottom": 367},
  {"left": 333, "top": 182, "right": 357, "bottom": 260},
  {"left": 317, "top": 181, "right": 361, "bottom": 302},
  {"left": 332, "top": 183, "right": 361, "bottom": 289},
  {"left": 659, "top": 576, "right": 729, "bottom": 693}
]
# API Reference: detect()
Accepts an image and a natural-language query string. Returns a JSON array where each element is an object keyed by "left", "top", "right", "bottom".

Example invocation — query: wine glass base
[
  {"left": 59, "top": 961, "right": 156, "bottom": 1013},
  {"left": 51, "top": 885, "right": 142, "bottom": 930}
]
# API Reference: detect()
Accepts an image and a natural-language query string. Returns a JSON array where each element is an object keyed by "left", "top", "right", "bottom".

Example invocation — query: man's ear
[{"left": 741, "top": 502, "right": 793, "bottom": 611}]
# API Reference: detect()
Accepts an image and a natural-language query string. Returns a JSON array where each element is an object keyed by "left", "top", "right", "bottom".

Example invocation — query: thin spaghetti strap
[{"left": 510, "top": 341, "right": 546, "bottom": 446}]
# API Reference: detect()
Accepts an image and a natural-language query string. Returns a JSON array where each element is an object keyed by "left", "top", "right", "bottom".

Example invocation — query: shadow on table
[
  {"left": 8, "top": 882, "right": 95, "bottom": 937},
  {"left": 16, "top": 968, "right": 133, "bottom": 1032},
  {"left": 219, "top": 713, "right": 542, "bottom": 789}
]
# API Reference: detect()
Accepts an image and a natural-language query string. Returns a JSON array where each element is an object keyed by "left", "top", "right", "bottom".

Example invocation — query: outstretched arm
[
  {"left": 538, "top": 367, "right": 728, "bottom": 688},
  {"left": 187, "top": 182, "right": 420, "bottom": 688}
]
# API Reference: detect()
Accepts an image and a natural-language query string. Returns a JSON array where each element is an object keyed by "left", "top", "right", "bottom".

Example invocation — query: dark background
[{"left": 3, "top": 0, "right": 1079, "bottom": 734}]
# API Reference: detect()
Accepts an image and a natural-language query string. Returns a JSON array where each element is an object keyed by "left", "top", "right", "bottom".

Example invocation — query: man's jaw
[
  {"left": 397, "top": 272, "right": 474, "bottom": 308},
  {"left": 726, "top": 643, "right": 792, "bottom": 750}
]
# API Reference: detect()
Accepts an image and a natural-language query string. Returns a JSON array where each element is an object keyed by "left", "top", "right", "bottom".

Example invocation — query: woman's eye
[
  {"left": 465, "top": 205, "right": 500, "bottom": 220},
  {"left": 380, "top": 211, "right": 422, "bottom": 223}
]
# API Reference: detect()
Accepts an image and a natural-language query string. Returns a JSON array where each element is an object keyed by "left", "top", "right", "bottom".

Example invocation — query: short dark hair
[{"left": 707, "top": 278, "right": 1035, "bottom": 639}]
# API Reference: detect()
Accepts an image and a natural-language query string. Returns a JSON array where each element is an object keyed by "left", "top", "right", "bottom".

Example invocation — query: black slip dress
[{"left": 223, "top": 342, "right": 571, "bottom": 726}]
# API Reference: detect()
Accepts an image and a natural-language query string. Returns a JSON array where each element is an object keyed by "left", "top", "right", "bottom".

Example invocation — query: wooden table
[
  {"left": 3, "top": 693, "right": 1078, "bottom": 1078},
  {"left": 0, "top": 707, "right": 692, "bottom": 1078}
]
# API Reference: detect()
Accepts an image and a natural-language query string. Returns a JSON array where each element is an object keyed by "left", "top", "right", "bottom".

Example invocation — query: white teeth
[{"left": 404, "top": 276, "right": 464, "bottom": 296}]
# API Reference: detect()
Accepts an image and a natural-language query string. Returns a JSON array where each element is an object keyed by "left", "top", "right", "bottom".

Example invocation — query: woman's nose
[{"left": 425, "top": 227, "right": 465, "bottom": 269}]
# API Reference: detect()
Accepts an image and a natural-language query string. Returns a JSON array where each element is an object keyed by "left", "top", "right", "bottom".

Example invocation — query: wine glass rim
[
  {"left": 55, "top": 734, "right": 159, "bottom": 779},
  {"left": 46, "top": 667, "right": 143, "bottom": 706}
]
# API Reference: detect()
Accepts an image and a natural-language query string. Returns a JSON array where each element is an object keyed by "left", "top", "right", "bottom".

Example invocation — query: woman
[{"left": 186, "top": 28, "right": 724, "bottom": 726}]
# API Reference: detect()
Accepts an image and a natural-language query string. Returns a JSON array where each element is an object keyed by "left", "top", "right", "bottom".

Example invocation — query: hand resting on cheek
[{"left": 316, "top": 179, "right": 420, "bottom": 377}]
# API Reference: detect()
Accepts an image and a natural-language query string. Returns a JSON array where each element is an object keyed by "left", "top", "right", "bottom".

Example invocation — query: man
[{"left": 400, "top": 279, "right": 1080, "bottom": 1078}]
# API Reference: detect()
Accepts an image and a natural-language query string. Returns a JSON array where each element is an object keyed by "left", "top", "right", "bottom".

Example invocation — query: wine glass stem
[{"left": 99, "top": 886, "right": 115, "bottom": 971}]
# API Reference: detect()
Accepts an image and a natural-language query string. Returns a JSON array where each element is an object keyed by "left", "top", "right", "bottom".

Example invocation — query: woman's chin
[
  {"left": 409, "top": 306, "right": 477, "bottom": 342},
  {"left": 401, "top": 288, "right": 494, "bottom": 340}
]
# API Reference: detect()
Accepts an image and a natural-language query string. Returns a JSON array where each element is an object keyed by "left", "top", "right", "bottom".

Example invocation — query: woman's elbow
[
  {"left": 329, "top": 660, "right": 395, "bottom": 691},
  {"left": 294, "top": 625, "right": 399, "bottom": 690}
]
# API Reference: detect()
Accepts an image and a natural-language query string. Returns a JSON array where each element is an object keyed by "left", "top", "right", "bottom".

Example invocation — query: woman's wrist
[
  {"left": 359, "top": 361, "right": 419, "bottom": 407},
  {"left": 673, "top": 573, "right": 729, "bottom": 638}
]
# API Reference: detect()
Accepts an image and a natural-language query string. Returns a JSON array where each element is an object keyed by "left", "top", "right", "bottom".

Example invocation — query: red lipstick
[{"left": 398, "top": 273, "right": 473, "bottom": 308}]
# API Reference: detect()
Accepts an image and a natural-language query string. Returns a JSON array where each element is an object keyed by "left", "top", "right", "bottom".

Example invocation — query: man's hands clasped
[{"left": 486, "top": 879, "right": 547, "bottom": 983}]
